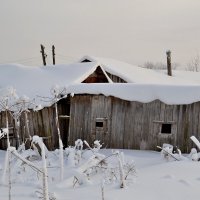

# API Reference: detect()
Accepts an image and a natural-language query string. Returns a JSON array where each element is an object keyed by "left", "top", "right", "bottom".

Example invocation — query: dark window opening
[
  {"left": 96, "top": 121, "right": 104, "bottom": 128},
  {"left": 81, "top": 59, "right": 92, "bottom": 63},
  {"left": 161, "top": 124, "right": 172, "bottom": 134}
]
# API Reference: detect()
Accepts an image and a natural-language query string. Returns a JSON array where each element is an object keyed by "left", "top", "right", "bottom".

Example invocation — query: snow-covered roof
[
  {"left": 66, "top": 83, "right": 200, "bottom": 105},
  {"left": 79, "top": 56, "right": 200, "bottom": 85},
  {"left": 1, "top": 56, "right": 200, "bottom": 108}
]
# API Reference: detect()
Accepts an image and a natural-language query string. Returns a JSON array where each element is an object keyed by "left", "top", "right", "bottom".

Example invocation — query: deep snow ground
[{"left": 0, "top": 149, "right": 199, "bottom": 200}]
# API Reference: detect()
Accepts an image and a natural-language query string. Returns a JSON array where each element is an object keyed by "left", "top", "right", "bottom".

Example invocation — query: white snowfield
[
  {"left": 1, "top": 56, "right": 200, "bottom": 107},
  {"left": 0, "top": 149, "right": 200, "bottom": 200}
]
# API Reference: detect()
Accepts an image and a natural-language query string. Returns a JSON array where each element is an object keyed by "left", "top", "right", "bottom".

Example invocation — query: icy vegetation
[
  {"left": 0, "top": 139, "right": 137, "bottom": 200},
  {"left": 1, "top": 138, "right": 200, "bottom": 200}
]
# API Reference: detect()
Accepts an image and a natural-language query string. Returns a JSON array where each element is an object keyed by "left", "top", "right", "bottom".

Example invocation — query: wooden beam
[{"left": 59, "top": 115, "right": 70, "bottom": 119}]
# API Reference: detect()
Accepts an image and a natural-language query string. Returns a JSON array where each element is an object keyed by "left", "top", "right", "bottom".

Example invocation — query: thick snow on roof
[
  {"left": 79, "top": 56, "right": 200, "bottom": 85},
  {"left": 1, "top": 57, "right": 200, "bottom": 107},
  {"left": 0, "top": 62, "right": 99, "bottom": 103},
  {"left": 157, "top": 69, "right": 200, "bottom": 84},
  {"left": 66, "top": 83, "right": 200, "bottom": 105}
]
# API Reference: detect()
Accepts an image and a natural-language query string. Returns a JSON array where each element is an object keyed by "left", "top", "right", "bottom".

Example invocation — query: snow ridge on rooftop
[{"left": 1, "top": 56, "right": 200, "bottom": 107}]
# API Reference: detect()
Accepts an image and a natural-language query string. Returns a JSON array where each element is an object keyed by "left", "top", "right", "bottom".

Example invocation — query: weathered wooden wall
[
  {"left": 106, "top": 72, "right": 127, "bottom": 83},
  {"left": 1, "top": 94, "right": 199, "bottom": 152},
  {"left": 0, "top": 111, "right": 17, "bottom": 149},
  {"left": 68, "top": 95, "right": 200, "bottom": 152},
  {"left": 0, "top": 98, "right": 70, "bottom": 150}
]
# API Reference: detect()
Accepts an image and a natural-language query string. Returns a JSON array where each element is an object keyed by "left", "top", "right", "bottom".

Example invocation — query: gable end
[{"left": 82, "top": 66, "right": 109, "bottom": 83}]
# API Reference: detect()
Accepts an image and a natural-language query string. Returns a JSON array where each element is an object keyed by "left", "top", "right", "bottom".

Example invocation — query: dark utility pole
[
  {"left": 40, "top": 44, "right": 47, "bottom": 66},
  {"left": 52, "top": 45, "right": 55, "bottom": 65},
  {"left": 166, "top": 50, "right": 172, "bottom": 76}
]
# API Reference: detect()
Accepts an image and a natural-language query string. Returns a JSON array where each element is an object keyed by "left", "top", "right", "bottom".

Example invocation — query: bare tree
[
  {"left": 142, "top": 61, "right": 155, "bottom": 69},
  {"left": 37, "top": 85, "right": 66, "bottom": 181},
  {"left": 187, "top": 54, "right": 200, "bottom": 72},
  {"left": 142, "top": 61, "right": 178, "bottom": 70}
]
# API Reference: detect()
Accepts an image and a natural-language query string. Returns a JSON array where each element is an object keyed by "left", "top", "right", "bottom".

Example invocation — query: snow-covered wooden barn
[{"left": 1, "top": 56, "right": 200, "bottom": 152}]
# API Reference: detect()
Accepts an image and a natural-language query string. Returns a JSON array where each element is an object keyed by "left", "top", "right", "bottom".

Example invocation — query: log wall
[
  {"left": 69, "top": 95, "right": 200, "bottom": 152},
  {"left": 0, "top": 98, "right": 70, "bottom": 150},
  {"left": 1, "top": 94, "right": 200, "bottom": 152}
]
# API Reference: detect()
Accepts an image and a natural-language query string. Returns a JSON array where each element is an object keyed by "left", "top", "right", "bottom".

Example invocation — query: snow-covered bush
[
  {"left": 159, "top": 143, "right": 183, "bottom": 161},
  {"left": 74, "top": 139, "right": 83, "bottom": 165},
  {"left": 5, "top": 137, "right": 51, "bottom": 200},
  {"left": 32, "top": 135, "right": 49, "bottom": 157},
  {"left": 189, "top": 148, "right": 199, "bottom": 161},
  {"left": 93, "top": 140, "right": 102, "bottom": 151},
  {"left": 65, "top": 140, "right": 137, "bottom": 189},
  {"left": 0, "top": 128, "right": 8, "bottom": 140}
]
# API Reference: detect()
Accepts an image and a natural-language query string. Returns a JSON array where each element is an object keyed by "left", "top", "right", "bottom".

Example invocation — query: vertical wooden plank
[
  {"left": 90, "top": 95, "right": 111, "bottom": 147},
  {"left": 112, "top": 98, "right": 127, "bottom": 148}
]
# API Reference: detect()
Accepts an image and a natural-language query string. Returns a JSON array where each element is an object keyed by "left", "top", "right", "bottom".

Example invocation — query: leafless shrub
[{"left": 186, "top": 54, "right": 200, "bottom": 72}]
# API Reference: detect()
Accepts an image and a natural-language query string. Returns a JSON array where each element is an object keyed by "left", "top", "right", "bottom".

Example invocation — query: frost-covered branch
[
  {"left": 51, "top": 85, "right": 67, "bottom": 181},
  {"left": 55, "top": 100, "right": 64, "bottom": 181},
  {"left": 9, "top": 147, "right": 44, "bottom": 174},
  {"left": 0, "top": 89, "right": 39, "bottom": 148},
  {"left": 117, "top": 152, "right": 126, "bottom": 188},
  {"left": 32, "top": 136, "right": 49, "bottom": 200},
  {"left": 101, "top": 180, "right": 105, "bottom": 200},
  {"left": 36, "top": 85, "right": 66, "bottom": 181}
]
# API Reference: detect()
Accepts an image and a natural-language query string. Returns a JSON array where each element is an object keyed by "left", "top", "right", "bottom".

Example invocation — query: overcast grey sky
[{"left": 0, "top": 0, "right": 200, "bottom": 66}]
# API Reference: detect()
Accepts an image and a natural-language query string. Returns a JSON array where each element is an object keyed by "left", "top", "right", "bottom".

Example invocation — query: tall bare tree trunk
[
  {"left": 55, "top": 101, "right": 64, "bottom": 181},
  {"left": 118, "top": 152, "right": 125, "bottom": 188},
  {"left": 14, "top": 118, "right": 20, "bottom": 148},
  {"left": 6, "top": 107, "right": 11, "bottom": 200},
  {"left": 41, "top": 142, "right": 49, "bottom": 200},
  {"left": 24, "top": 110, "right": 31, "bottom": 140}
]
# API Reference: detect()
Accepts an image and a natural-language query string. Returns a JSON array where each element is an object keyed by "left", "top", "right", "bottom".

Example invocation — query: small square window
[
  {"left": 96, "top": 121, "right": 104, "bottom": 128},
  {"left": 161, "top": 124, "right": 172, "bottom": 134}
]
